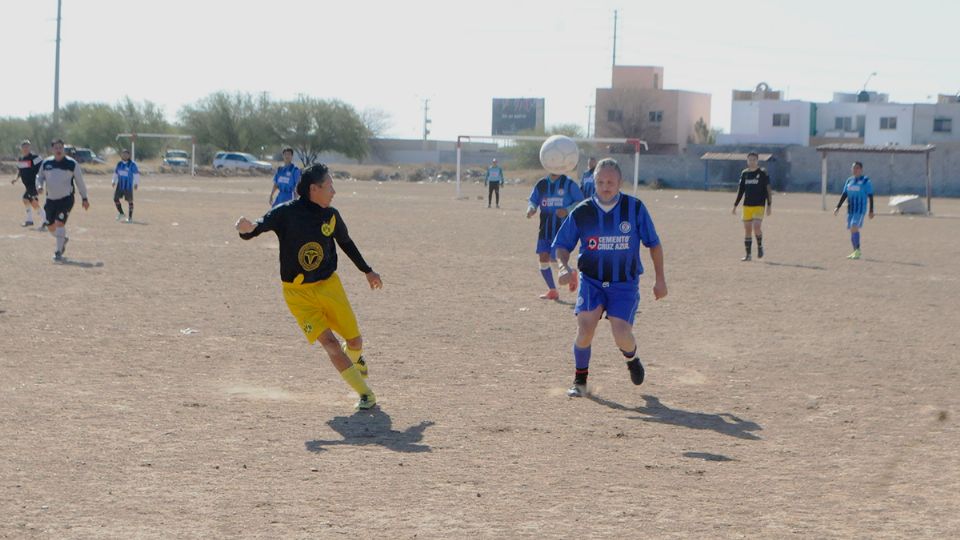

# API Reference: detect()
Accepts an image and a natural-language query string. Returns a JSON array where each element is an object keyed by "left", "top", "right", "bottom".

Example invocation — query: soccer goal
[
  {"left": 454, "top": 135, "right": 648, "bottom": 199},
  {"left": 116, "top": 133, "right": 197, "bottom": 176}
]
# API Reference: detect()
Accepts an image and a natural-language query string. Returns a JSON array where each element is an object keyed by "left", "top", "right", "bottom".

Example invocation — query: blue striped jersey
[
  {"left": 528, "top": 175, "right": 584, "bottom": 241},
  {"left": 843, "top": 176, "right": 873, "bottom": 215},
  {"left": 274, "top": 163, "right": 301, "bottom": 193},
  {"left": 580, "top": 169, "right": 596, "bottom": 199},
  {"left": 114, "top": 160, "right": 140, "bottom": 191},
  {"left": 553, "top": 193, "right": 660, "bottom": 284}
]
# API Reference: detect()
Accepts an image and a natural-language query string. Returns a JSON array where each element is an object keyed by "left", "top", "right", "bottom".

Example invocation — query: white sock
[
  {"left": 55, "top": 227, "right": 66, "bottom": 252},
  {"left": 26, "top": 208, "right": 33, "bottom": 221}
]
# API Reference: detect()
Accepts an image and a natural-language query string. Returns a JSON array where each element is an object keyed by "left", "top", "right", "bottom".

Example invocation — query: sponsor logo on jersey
[
  {"left": 298, "top": 242, "right": 324, "bottom": 271},
  {"left": 541, "top": 197, "right": 565, "bottom": 207},
  {"left": 321, "top": 215, "right": 337, "bottom": 236},
  {"left": 586, "top": 235, "right": 631, "bottom": 251}
]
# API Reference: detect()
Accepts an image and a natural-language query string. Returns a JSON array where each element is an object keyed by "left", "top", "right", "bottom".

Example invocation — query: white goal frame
[
  {"left": 116, "top": 133, "right": 197, "bottom": 176},
  {"left": 455, "top": 135, "right": 648, "bottom": 199}
]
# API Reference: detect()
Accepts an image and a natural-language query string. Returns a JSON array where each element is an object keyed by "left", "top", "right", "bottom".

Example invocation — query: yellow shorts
[
  {"left": 742, "top": 205, "right": 765, "bottom": 222},
  {"left": 282, "top": 272, "right": 360, "bottom": 343}
]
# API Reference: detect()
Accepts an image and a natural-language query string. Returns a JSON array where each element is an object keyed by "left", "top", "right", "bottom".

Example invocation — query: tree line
[{"left": 0, "top": 92, "right": 386, "bottom": 164}]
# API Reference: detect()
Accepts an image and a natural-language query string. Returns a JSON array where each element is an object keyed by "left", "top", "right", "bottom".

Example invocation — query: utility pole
[
  {"left": 612, "top": 10, "right": 618, "bottom": 71},
  {"left": 422, "top": 98, "right": 431, "bottom": 141},
  {"left": 53, "top": 0, "right": 63, "bottom": 130},
  {"left": 585, "top": 105, "right": 595, "bottom": 138}
]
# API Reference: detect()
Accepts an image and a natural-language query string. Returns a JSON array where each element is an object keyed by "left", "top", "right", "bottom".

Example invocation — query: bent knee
[{"left": 345, "top": 336, "right": 363, "bottom": 349}]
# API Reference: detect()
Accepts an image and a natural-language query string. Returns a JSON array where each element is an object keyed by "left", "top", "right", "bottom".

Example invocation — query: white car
[{"left": 212, "top": 152, "right": 272, "bottom": 172}]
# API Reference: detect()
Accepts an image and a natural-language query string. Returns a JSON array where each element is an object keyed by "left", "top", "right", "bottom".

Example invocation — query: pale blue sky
[{"left": 1, "top": 0, "right": 956, "bottom": 140}]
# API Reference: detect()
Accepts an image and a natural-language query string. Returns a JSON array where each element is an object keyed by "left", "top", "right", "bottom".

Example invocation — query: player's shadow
[
  {"left": 860, "top": 258, "right": 925, "bottom": 267},
  {"left": 123, "top": 220, "right": 149, "bottom": 226},
  {"left": 588, "top": 394, "right": 762, "bottom": 440},
  {"left": 763, "top": 261, "right": 826, "bottom": 271},
  {"left": 56, "top": 258, "right": 104, "bottom": 269},
  {"left": 304, "top": 408, "right": 434, "bottom": 453}
]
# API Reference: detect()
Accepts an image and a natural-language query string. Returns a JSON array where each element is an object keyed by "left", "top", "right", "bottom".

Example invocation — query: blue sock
[
  {"left": 540, "top": 267, "right": 556, "bottom": 289},
  {"left": 574, "top": 345, "right": 591, "bottom": 370},
  {"left": 852, "top": 232, "right": 860, "bottom": 250}
]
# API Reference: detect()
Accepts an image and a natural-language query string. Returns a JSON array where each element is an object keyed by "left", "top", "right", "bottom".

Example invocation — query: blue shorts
[
  {"left": 847, "top": 212, "right": 866, "bottom": 229},
  {"left": 536, "top": 238, "right": 557, "bottom": 259},
  {"left": 575, "top": 274, "right": 641, "bottom": 325},
  {"left": 273, "top": 191, "right": 295, "bottom": 207}
]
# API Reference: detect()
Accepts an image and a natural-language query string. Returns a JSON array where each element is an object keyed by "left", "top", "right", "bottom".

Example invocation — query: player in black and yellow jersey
[
  {"left": 235, "top": 163, "right": 383, "bottom": 410},
  {"left": 731, "top": 152, "right": 772, "bottom": 261}
]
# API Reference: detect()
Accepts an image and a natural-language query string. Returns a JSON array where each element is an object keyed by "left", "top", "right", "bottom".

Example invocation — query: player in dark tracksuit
[{"left": 11, "top": 140, "right": 44, "bottom": 227}]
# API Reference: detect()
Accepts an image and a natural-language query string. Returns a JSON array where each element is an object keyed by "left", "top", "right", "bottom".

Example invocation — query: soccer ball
[{"left": 539, "top": 135, "right": 580, "bottom": 175}]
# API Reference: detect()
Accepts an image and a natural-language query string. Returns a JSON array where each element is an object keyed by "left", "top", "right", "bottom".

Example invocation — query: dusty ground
[{"left": 1, "top": 173, "right": 958, "bottom": 539}]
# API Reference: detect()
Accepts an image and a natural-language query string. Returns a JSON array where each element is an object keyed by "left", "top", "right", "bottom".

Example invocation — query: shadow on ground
[
  {"left": 588, "top": 394, "right": 762, "bottom": 440},
  {"left": 305, "top": 408, "right": 435, "bottom": 453}
]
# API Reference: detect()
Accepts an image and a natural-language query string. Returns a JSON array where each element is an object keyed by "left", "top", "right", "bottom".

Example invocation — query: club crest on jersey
[
  {"left": 558, "top": 188, "right": 565, "bottom": 195},
  {"left": 619, "top": 221, "right": 632, "bottom": 233},
  {"left": 321, "top": 215, "right": 337, "bottom": 236},
  {"left": 298, "top": 242, "right": 324, "bottom": 271}
]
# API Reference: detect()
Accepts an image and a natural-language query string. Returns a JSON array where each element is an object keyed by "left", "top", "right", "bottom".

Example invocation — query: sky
[{"left": 1, "top": 0, "right": 957, "bottom": 141}]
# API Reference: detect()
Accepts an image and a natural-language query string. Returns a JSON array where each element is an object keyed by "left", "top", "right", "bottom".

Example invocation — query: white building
[{"left": 724, "top": 87, "right": 960, "bottom": 147}]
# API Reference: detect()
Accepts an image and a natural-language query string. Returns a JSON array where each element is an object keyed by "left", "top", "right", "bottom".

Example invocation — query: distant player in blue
[
  {"left": 833, "top": 161, "right": 874, "bottom": 259},
  {"left": 269, "top": 147, "right": 301, "bottom": 207},
  {"left": 553, "top": 158, "right": 667, "bottom": 398},
  {"left": 112, "top": 149, "right": 140, "bottom": 222},
  {"left": 526, "top": 170, "right": 584, "bottom": 300},
  {"left": 580, "top": 157, "right": 597, "bottom": 199},
  {"left": 485, "top": 158, "right": 504, "bottom": 208}
]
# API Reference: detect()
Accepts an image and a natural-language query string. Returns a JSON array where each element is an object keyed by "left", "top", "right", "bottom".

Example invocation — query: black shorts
[
  {"left": 21, "top": 179, "right": 38, "bottom": 201},
  {"left": 113, "top": 185, "right": 134, "bottom": 202},
  {"left": 45, "top": 193, "right": 75, "bottom": 225}
]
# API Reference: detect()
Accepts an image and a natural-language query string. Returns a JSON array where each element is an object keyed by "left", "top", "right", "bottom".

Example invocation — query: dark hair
[
  {"left": 121, "top": 148, "right": 130, "bottom": 154},
  {"left": 51, "top": 138, "right": 64, "bottom": 146},
  {"left": 297, "top": 163, "right": 330, "bottom": 199},
  {"left": 747, "top": 152, "right": 759, "bottom": 159},
  {"left": 853, "top": 161, "right": 864, "bottom": 169},
  {"left": 282, "top": 147, "right": 294, "bottom": 155}
]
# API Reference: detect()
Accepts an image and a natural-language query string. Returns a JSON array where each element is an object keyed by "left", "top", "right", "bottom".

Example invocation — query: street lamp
[{"left": 861, "top": 71, "right": 877, "bottom": 92}]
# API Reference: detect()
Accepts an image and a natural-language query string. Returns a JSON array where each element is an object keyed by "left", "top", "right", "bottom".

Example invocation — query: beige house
[{"left": 594, "top": 65, "right": 711, "bottom": 154}]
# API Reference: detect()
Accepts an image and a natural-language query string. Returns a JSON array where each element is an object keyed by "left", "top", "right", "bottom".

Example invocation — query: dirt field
[{"left": 2, "top": 173, "right": 958, "bottom": 538}]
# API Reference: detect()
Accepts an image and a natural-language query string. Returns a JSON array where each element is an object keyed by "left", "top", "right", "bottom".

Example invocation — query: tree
[
  {"left": 61, "top": 102, "right": 125, "bottom": 155},
  {"left": 114, "top": 98, "right": 172, "bottom": 158},
  {"left": 178, "top": 91, "right": 275, "bottom": 156},
  {"left": 691, "top": 117, "right": 720, "bottom": 145},
  {"left": 269, "top": 96, "right": 370, "bottom": 166}
]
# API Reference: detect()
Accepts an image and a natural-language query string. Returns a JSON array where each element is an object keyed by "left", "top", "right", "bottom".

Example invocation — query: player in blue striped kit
[
  {"left": 579, "top": 157, "right": 597, "bottom": 199},
  {"left": 112, "top": 149, "right": 140, "bottom": 222},
  {"left": 526, "top": 171, "right": 584, "bottom": 300},
  {"left": 269, "top": 147, "right": 301, "bottom": 207},
  {"left": 553, "top": 158, "right": 667, "bottom": 397},
  {"left": 833, "top": 161, "right": 874, "bottom": 259}
]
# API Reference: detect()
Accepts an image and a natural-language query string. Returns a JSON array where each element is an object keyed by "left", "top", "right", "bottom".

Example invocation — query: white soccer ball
[{"left": 539, "top": 135, "right": 580, "bottom": 175}]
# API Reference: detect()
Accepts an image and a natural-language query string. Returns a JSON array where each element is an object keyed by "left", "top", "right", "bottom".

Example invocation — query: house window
[
  {"left": 834, "top": 117, "right": 853, "bottom": 131},
  {"left": 772, "top": 113, "right": 790, "bottom": 127},
  {"left": 933, "top": 118, "right": 953, "bottom": 133},
  {"left": 879, "top": 117, "right": 897, "bottom": 130},
  {"left": 648, "top": 111, "right": 663, "bottom": 123},
  {"left": 607, "top": 110, "right": 623, "bottom": 122}
]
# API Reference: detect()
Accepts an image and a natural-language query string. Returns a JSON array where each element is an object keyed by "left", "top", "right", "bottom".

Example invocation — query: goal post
[
  {"left": 455, "top": 135, "right": 647, "bottom": 199},
  {"left": 116, "top": 133, "right": 197, "bottom": 176}
]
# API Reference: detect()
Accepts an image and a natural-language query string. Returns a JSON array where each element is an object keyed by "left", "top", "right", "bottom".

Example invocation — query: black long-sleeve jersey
[
  {"left": 239, "top": 199, "right": 372, "bottom": 285},
  {"left": 734, "top": 168, "right": 771, "bottom": 207}
]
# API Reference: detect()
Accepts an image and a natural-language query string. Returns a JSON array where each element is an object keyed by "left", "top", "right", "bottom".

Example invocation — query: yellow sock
[
  {"left": 339, "top": 364, "right": 372, "bottom": 396},
  {"left": 342, "top": 343, "right": 363, "bottom": 363}
]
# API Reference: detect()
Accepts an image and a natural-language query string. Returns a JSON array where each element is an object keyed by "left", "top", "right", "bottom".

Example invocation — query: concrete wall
[
  {"left": 864, "top": 104, "right": 914, "bottom": 145},
  {"left": 913, "top": 103, "right": 960, "bottom": 144},
  {"left": 612, "top": 66, "right": 663, "bottom": 90},
  {"left": 721, "top": 101, "right": 811, "bottom": 145}
]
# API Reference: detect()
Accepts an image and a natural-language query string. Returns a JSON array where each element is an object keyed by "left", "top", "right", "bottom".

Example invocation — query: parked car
[
  {"left": 212, "top": 152, "right": 272, "bottom": 172},
  {"left": 162, "top": 149, "right": 190, "bottom": 167},
  {"left": 72, "top": 147, "right": 106, "bottom": 164}
]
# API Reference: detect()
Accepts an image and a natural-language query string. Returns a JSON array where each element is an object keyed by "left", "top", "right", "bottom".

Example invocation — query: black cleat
[
  {"left": 758, "top": 246, "right": 764, "bottom": 259},
  {"left": 626, "top": 358, "right": 645, "bottom": 385}
]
